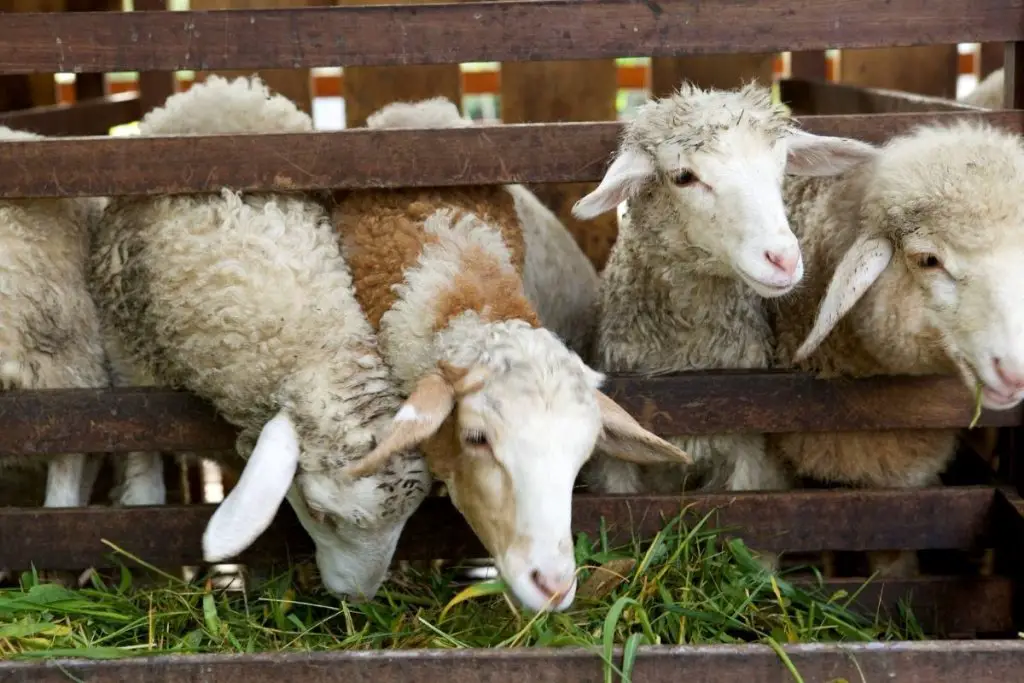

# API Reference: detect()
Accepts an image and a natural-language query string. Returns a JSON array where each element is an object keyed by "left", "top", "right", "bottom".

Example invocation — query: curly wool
[
  {"left": 90, "top": 76, "right": 430, "bottom": 530},
  {"left": 582, "top": 84, "right": 794, "bottom": 496},
  {"left": 362, "top": 96, "right": 599, "bottom": 357},
  {"left": 0, "top": 125, "right": 109, "bottom": 491}
]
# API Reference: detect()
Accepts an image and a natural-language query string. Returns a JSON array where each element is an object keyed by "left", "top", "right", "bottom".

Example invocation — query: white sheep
[
  {"left": 770, "top": 119, "right": 1024, "bottom": 576},
  {"left": 88, "top": 75, "right": 432, "bottom": 601},
  {"left": 0, "top": 126, "right": 110, "bottom": 509},
  {"left": 570, "top": 83, "right": 875, "bottom": 505},
  {"left": 361, "top": 96, "right": 600, "bottom": 358},
  {"left": 961, "top": 68, "right": 1004, "bottom": 109},
  {"left": 327, "top": 118, "right": 691, "bottom": 611},
  {"left": 0, "top": 127, "right": 111, "bottom": 581}
]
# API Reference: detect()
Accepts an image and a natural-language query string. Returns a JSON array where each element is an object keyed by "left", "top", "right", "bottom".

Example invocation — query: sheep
[
  {"left": 361, "top": 96, "right": 600, "bottom": 358},
  {"left": 88, "top": 75, "right": 433, "bottom": 601},
  {"left": 569, "top": 83, "right": 876, "bottom": 511},
  {"left": 0, "top": 127, "right": 111, "bottom": 582},
  {"left": 327, "top": 102, "right": 692, "bottom": 612},
  {"left": 769, "top": 120, "right": 1024, "bottom": 576},
  {"left": 961, "top": 68, "right": 1004, "bottom": 109}
]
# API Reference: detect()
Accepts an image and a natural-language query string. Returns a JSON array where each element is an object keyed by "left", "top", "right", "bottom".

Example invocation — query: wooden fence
[{"left": 2, "top": 0, "right": 1024, "bottom": 679}]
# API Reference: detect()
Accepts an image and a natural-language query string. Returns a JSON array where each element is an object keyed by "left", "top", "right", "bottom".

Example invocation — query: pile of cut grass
[{"left": 0, "top": 510, "right": 924, "bottom": 672}]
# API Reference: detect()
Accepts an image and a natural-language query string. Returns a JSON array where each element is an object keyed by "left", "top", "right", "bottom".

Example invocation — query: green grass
[{"left": 0, "top": 510, "right": 924, "bottom": 674}]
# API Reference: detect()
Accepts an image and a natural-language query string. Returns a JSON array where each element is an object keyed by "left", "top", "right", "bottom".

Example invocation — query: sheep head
[
  {"left": 795, "top": 121, "right": 1024, "bottom": 411},
  {"left": 341, "top": 318, "right": 690, "bottom": 613},
  {"left": 202, "top": 365, "right": 432, "bottom": 602},
  {"left": 572, "top": 82, "right": 877, "bottom": 298}
]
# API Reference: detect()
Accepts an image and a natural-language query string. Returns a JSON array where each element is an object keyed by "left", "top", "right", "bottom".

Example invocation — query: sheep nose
[
  {"left": 530, "top": 568, "right": 574, "bottom": 604},
  {"left": 765, "top": 249, "right": 798, "bottom": 277},
  {"left": 994, "top": 357, "right": 1024, "bottom": 392}
]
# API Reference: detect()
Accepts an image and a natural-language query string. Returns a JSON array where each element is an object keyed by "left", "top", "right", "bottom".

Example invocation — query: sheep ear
[
  {"left": 786, "top": 130, "right": 879, "bottom": 177},
  {"left": 794, "top": 235, "right": 893, "bottom": 362},
  {"left": 202, "top": 410, "right": 300, "bottom": 562},
  {"left": 572, "top": 148, "right": 656, "bottom": 219},
  {"left": 594, "top": 391, "right": 692, "bottom": 465},
  {"left": 341, "top": 373, "right": 455, "bottom": 479}
]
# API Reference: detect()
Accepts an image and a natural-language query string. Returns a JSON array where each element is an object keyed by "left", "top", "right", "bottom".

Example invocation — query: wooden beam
[
  {"left": 0, "top": 1, "right": 1021, "bottom": 73},
  {"left": 0, "top": 373, "right": 1020, "bottom": 457},
  {"left": 0, "top": 111, "right": 1018, "bottom": 198},
  {"left": 0, "top": 487, "right": 998, "bottom": 567},
  {"left": 779, "top": 79, "right": 984, "bottom": 116}
]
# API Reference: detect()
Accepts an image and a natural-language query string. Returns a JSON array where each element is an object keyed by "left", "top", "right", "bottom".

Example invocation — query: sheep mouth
[
  {"left": 737, "top": 271, "right": 796, "bottom": 297},
  {"left": 955, "top": 356, "right": 1024, "bottom": 411}
]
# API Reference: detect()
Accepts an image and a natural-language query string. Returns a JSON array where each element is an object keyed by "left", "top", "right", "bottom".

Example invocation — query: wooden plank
[
  {"left": 839, "top": 45, "right": 960, "bottom": 99},
  {"left": 134, "top": 0, "right": 177, "bottom": 115},
  {"left": 4, "top": 640, "right": 1024, "bottom": 683},
  {"left": 1, "top": 0, "right": 1024, "bottom": 74},
  {"left": 780, "top": 79, "right": 984, "bottom": 116},
  {"left": 338, "top": 0, "right": 462, "bottom": 129},
  {"left": 0, "top": 110, "right": 1019, "bottom": 198},
  {"left": 0, "top": 487, "right": 997, "bottom": 568},
  {"left": 0, "top": 93, "right": 142, "bottom": 136},
  {"left": 500, "top": 57, "right": 618, "bottom": 270},
  {"left": 1, "top": 374, "right": 1021, "bottom": 457}
]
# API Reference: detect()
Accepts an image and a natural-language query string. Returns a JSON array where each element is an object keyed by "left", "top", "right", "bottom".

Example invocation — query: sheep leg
[
  {"left": 116, "top": 451, "right": 166, "bottom": 506},
  {"left": 37, "top": 453, "right": 88, "bottom": 587}
]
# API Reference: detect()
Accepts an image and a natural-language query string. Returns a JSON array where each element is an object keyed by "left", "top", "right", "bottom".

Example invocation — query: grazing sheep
[
  {"left": 361, "top": 96, "right": 600, "bottom": 357},
  {"left": 88, "top": 75, "right": 432, "bottom": 601},
  {"left": 770, "top": 120, "right": 1024, "bottom": 576},
  {"left": 328, "top": 108, "right": 691, "bottom": 611},
  {"left": 961, "top": 68, "right": 1004, "bottom": 109},
  {"left": 570, "top": 83, "right": 875, "bottom": 505}
]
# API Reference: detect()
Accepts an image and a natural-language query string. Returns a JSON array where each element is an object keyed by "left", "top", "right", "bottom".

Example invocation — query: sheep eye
[
  {"left": 463, "top": 430, "right": 488, "bottom": 447},
  {"left": 915, "top": 253, "right": 943, "bottom": 270},
  {"left": 672, "top": 170, "right": 699, "bottom": 187}
]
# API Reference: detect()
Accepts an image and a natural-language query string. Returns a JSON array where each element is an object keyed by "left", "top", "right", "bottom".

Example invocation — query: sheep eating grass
[
  {"left": 88, "top": 75, "right": 432, "bottom": 601},
  {"left": 327, "top": 99, "right": 691, "bottom": 611}
]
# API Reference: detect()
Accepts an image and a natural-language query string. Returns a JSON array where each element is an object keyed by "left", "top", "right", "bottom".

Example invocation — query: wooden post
[
  {"left": 1004, "top": 42, "right": 1024, "bottom": 109},
  {"left": 838, "top": 46, "right": 959, "bottom": 98},
  {"left": 650, "top": 53, "right": 776, "bottom": 96},
  {"left": 336, "top": 0, "right": 462, "bottom": 128},
  {"left": 133, "top": 0, "right": 177, "bottom": 116},
  {"left": 789, "top": 51, "right": 828, "bottom": 81},
  {"left": 188, "top": 0, "right": 315, "bottom": 115},
  {"left": 501, "top": 60, "right": 618, "bottom": 270},
  {"left": 0, "top": 0, "right": 66, "bottom": 111},
  {"left": 980, "top": 43, "right": 1005, "bottom": 79}
]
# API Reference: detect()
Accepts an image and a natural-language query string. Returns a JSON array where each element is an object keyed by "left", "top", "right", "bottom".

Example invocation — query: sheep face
[
  {"left": 341, "top": 320, "right": 690, "bottom": 612},
  {"left": 572, "top": 83, "right": 877, "bottom": 298},
  {"left": 794, "top": 122, "right": 1024, "bottom": 411}
]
